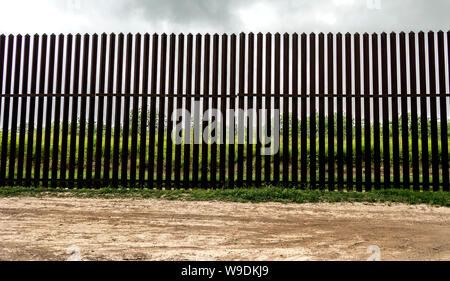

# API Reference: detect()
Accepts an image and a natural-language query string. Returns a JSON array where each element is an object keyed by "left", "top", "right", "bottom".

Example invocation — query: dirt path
[{"left": 0, "top": 197, "right": 449, "bottom": 261}]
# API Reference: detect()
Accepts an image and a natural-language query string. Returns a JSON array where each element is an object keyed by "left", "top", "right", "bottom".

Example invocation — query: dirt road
[{"left": 0, "top": 197, "right": 449, "bottom": 261}]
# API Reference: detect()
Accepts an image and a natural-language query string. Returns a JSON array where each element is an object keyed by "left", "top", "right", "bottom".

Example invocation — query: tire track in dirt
[{"left": 0, "top": 197, "right": 449, "bottom": 261}]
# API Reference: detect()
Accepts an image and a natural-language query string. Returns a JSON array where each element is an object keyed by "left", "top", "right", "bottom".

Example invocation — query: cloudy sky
[{"left": 0, "top": 0, "right": 449, "bottom": 34}]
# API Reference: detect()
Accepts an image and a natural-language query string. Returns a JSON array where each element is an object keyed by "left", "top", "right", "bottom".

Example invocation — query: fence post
[
  {"left": 42, "top": 34, "right": 56, "bottom": 187},
  {"left": 68, "top": 34, "right": 81, "bottom": 188},
  {"left": 318, "top": 33, "right": 326, "bottom": 190},
  {"left": 354, "top": 33, "right": 363, "bottom": 192},
  {"left": 283, "top": 33, "right": 290, "bottom": 185},
  {"left": 418, "top": 32, "right": 429, "bottom": 191},
  {"left": 174, "top": 33, "right": 185, "bottom": 187},
  {"left": 86, "top": 34, "right": 98, "bottom": 187},
  {"left": 131, "top": 33, "right": 142, "bottom": 187},
  {"left": 78, "top": 34, "right": 90, "bottom": 188},
  {"left": 121, "top": 33, "right": 133, "bottom": 187},
  {"left": 148, "top": 33, "right": 158, "bottom": 187},
  {"left": 17, "top": 35, "right": 31, "bottom": 186},
  {"left": 9, "top": 35, "right": 23, "bottom": 186},
  {"left": 184, "top": 34, "right": 193, "bottom": 187},
  {"left": 438, "top": 31, "right": 449, "bottom": 192},
  {"left": 229, "top": 34, "right": 237, "bottom": 188},
  {"left": 219, "top": 34, "right": 227, "bottom": 186},
  {"left": 292, "top": 33, "right": 299, "bottom": 186},
  {"left": 237, "top": 33, "right": 245, "bottom": 187},
  {"left": 390, "top": 32, "right": 400, "bottom": 190},
  {"left": 300, "top": 33, "right": 308, "bottom": 186},
  {"left": 409, "top": 32, "right": 420, "bottom": 192},
  {"left": 363, "top": 33, "right": 372, "bottom": 191},
  {"left": 166, "top": 34, "right": 176, "bottom": 188},
  {"left": 201, "top": 34, "right": 211, "bottom": 188},
  {"left": 399, "top": 32, "right": 410, "bottom": 190},
  {"left": 381, "top": 33, "right": 390, "bottom": 190},
  {"left": 336, "top": 33, "right": 344, "bottom": 191},
  {"left": 104, "top": 33, "right": 116, "bottom": 187},
  {"left": 310, "top": 32, "right": 317, "bottom": 190},
  {"left": 0, "top": 35, "right": 14, "bottom": 186},
  {"left": 427, "top": 32, "right": 440, "bottom": 192},
  {"left": 372, "top": 33, "right": 381, "bottom": 190},
  {"left": 327, "top": 33, "right": 335, "bottom": 191},
  {"left": 112, "top": 33, "right": 124, "bottom": 187},
  {"left": 25, "top": 35, "right": 39, "bottom": 187},
  {"left": 345, "top": 33, "right": 353, "bottom": 191}
]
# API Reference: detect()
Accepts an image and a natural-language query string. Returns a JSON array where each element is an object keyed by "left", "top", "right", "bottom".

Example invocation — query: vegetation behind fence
[{"left": 0, "top": 32, "right": 449, "bottom": 191}]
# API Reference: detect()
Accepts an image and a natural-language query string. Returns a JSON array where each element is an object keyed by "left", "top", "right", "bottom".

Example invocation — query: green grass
[
  {"left": 0, "top": 186, "right": 449, "bottom": 207},
  {"left": 1, "top": 113, "right": 449, "bottom": 185}
]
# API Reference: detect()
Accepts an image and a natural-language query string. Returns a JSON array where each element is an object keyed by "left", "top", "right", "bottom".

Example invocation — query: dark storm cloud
[{"left": 0, "top": 0, "right": 449, "bottom": 33}]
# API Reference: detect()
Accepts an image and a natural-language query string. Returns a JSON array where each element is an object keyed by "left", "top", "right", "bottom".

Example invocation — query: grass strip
[{"left": 0, "top": 187, "right": 449, "bottom": 207}]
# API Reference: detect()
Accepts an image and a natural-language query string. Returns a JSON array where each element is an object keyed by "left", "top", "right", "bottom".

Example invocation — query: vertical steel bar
[
  {"left": 363, "top": 33, "right": 372, "bottom": 191},
  {"left": 427, "top": 32, "right": 440, "bottom": 192},
  {"left": 51, "top": 35, "right": 65, "bottom": 187},
  {"left": 310, "top": 33, "right": 317, "bottom": 189},
  {"left": 95, "top": 34, "right": 107, "bottom": 187},
  {"left": 43, "top": 34, "right": 56, "bottom": 187},
  {"left": 264, "top": 33, "right": 272, "bottom": 183},
  {"left": 300, "top": 33, "right": 308, "bottom": 185},
  {"left": 381, "top": 33, "right": 391, "bottom": 189},
  {"left": 34, "top": 34, "right": 47, "bottom": 186},
  {"left": 418, "top": 32, "right": 429, "bottom": 191},
  {"left": 327, "top": 33, "right": 335, "bottom": 191},
  {"left": 219, "top": 34, "right": 228, "bottom": 186},
  {"left": 399, "top": 32, "right": 410, "bottom": 190},
  {"left": 346, "top": 33, "right": 353, "bottom": 191},
  {"left": 17, "top": 35, "right": 31, "bottom": 186},
  {"left": 0, "top": 35, "right": 14, "bottom": 186},
  {"left": 59, "top": 34, "right": 72, "bottom": 187},
  {"left": 354, "top": 33, "right": 363, "bottom": 192},
  {"left": 409, "top": 32, "right": 420, "bottom": 191},
  {"left": 86, "top": 34, "right": 98, "bottom": 186},
  {"left": 68, "top": 34, "right": 81, "bottom": 187},
  {"left": 121, "top": 33, "right": 133, "bottom": 187},
  {"left": 372, "top": 33, "right": 381, "bottom": 190},
  {"left": 156, "top": 34, "right": 167, "bottom": 187},
  {"left": 292, "top": 33, "right": 299, "bottom": 185},
  {"left": 210, "top": 34, "right": 218, "bottom": 186},
  {"left": 165, "top": 34, "right": 175, "bottom": 187},
  {"left": 183, "top": 34, "right": 193, "bottom": 186},
  {"left": 104, "top": 33, "right": 116, "bottom": 186},
  {"left": 247, "top": 33, "right": 254, "bottom": 185},
  {"left": 130, "top": 34, "right": 141, "bottom": 187},
  {"left": 9, "top": 35, "right": 23, "bottom": 185},
  {"left": 237, "top": 33, "right": 245, "bottom": 186},
  {"left": 78, "top": 34, "right": 90, "bottom": 187},
  {"left": 391, "top": 32, "right": 401, "bottom": 189},
  {"left": 174, "top": 34, "right": 185, "bottom": 186},
  {"left": 336, "top": 33, "right": 344, "bottom": 190},
  {"left": 140, "top": 33, "right": 150, "bottom": 186},
  {"left": 201, "top": 34, "right": 210, "bottom": 188},
  {"left": 438, "top": 31, "right": 449, "bottom": 192},
  {"left": 147, "top": 34, "right": 158, "bottom": 187},
  {"left": 229, "top": 34, "right": 237, "bottom": 187},
  {"left": 112, "top": 33, "right": 124, "bottom": 187},
  {"left": 191, "top": 34, "right": 201, "bottom": 187},
  {"left": 283, "top": 33, "right": 290, "bottom": 185}
]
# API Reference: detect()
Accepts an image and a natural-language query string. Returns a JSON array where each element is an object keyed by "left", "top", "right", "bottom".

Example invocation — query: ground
[{"left": 0, "top": 197, "right": 449, "bottom": 261}]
